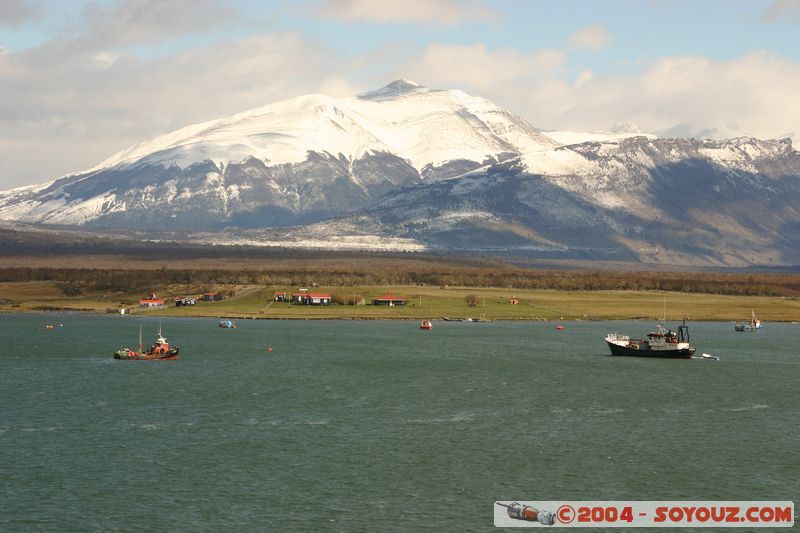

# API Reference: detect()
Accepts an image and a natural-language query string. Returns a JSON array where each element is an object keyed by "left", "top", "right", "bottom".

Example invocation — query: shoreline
[
  {"left": 2, "top": 282, "right": 798, "bottom": 322},
  {"left": 3, "top": 308, "right": 798, "bottom": 324}
]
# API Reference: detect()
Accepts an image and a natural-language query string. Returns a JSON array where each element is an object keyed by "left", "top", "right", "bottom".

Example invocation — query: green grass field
[{"left": 2, "top": 282, "right": 798, "bottom": 322}]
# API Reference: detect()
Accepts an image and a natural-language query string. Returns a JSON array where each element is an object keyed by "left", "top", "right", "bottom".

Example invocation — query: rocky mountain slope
[{"left": 271, "top": 136, "right": 800, "bottom": 266}]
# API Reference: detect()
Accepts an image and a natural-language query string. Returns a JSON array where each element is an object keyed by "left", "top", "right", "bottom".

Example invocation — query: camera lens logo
[{"left": 496, "top": 502, "right": 556, "bottom": 526}]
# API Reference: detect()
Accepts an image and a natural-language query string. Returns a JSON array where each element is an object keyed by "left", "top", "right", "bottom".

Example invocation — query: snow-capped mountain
[
  {"left": 1, "top": 80, "right": 799, "bottom": 266},
  {"left": 0, "top": 79, "right": 561, "bottom": 229}
]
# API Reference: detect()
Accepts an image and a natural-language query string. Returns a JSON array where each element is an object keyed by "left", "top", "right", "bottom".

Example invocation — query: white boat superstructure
[{"left": 605, "top": 322, "right": 695, "bottom": 358}]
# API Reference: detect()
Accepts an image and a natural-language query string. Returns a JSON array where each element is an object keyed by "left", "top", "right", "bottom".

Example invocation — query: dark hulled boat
[{"left": 605, "top": 320, "right": 695, "bottom": 358}]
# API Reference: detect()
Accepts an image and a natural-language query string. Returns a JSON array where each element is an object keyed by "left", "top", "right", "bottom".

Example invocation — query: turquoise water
[{"left": 0, "top": 314, "right": 797, "bottom": 531}]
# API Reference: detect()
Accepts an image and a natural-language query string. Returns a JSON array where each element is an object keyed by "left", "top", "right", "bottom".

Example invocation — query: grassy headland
[{"left": 2, "top": 281, "right": 799, "bottom": 322}]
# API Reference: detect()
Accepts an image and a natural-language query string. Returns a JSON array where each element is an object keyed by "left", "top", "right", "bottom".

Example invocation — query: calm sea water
[{"left": 0, "top": 314, "right": 797, "bottom": 532}]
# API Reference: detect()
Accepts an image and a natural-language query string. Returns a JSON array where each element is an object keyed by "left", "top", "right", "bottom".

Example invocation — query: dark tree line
[{"left": 1, "top": 266, "right": 798, "bottom": 297}]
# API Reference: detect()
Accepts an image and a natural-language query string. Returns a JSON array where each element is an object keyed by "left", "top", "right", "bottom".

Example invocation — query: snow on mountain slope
[
  {"left": 544, "top": 124, "right": 657, "bottom": 146},
  {"left": 0, "top": 80, "right": 565, "bottom": 229},
  {"left": 88, "top": 79, "right": 558, "bottom": 174}
]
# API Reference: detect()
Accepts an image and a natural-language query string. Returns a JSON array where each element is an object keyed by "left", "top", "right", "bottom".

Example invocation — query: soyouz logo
[{"left": 494, "top": 501, "right": 794, "bottom": 528}]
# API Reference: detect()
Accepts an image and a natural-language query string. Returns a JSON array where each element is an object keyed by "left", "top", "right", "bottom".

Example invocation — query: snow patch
[
  {"left": 207, "top": 234, "right": 428, "bottom": 252},
  {"left": 545, "top": 129, "right": 657, "bottom": 145}
]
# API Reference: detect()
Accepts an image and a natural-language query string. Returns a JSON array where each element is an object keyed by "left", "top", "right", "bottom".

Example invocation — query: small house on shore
[
  {"left": 291, "top": 292, "right": 332, "bottom": 305},
  {"left": 139, "top": 298, "right": 165, "bottom": 308},
  {"left": 373, "top": 295, "right": 407, "bottom": 306},
  {"left": 291, "top": 292, "right": 307, "bottom": 304},
  {"left": 203, "top": 292, "right": 223, "bottom": 302},
  {"left": 306, "top": 293, "right": 332, "bottom": 305},
  {"left": 275, "top": 292, "right": 287, "bottom": 302}
]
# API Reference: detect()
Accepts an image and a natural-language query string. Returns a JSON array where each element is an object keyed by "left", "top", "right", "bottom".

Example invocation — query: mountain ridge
[{"left": 0, "top": 80, "right": 798, "bottom": 267}]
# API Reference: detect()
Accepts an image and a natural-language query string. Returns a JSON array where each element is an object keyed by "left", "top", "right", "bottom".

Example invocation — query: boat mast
[{"left": 138, "top": 325, "right": 143, "bottom": 353}]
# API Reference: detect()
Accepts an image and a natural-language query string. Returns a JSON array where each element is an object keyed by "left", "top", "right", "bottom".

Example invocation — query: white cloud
[
  {"left": 575, "top": 69, "right": 594, "bottom": 87},
  {"left": 74, "top": 0, "right": 237, "bottom": 50},
  {"left": 315, "top": 76, "right": 364, "bottom": 98},
  {"left": 397, "top": 43, "right": 799, "bottom": 143},
  {"left": 0, "top": 0, "right": 39, "bottom": 27},
  {"left": 567, "top": 24, "right": 613, "bottom": 52},
  {"left": 403, "top": 43, "right": 565, "bottom": 93},
  {"left": 0, "top": 32, "right": 353, "bottom": 188},
  {"left": 316, "top": 0, "right": 501, "bottom": 26},
  {"left": 763, "top": 0, "right": 800, "bottom": 20},
  {"left": 529, "top": 50, "right": 800, "bottom": 141}
]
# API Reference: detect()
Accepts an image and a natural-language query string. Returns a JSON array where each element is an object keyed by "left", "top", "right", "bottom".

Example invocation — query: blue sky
[{"left": 2, "top": 0, "right": 800, "bottom": 188}]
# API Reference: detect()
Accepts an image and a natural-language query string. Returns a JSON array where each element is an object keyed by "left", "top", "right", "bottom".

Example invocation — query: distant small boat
[
  {"left": 420, "top": 319, "right": 433, "bottom": 330},
  {"left": 114, "top": 325, "right": 179, "bottom": 360},
  {"left": 218, "top": 319, "right": 236, "bottom": 328},
  {"left": 699, "top": 353, "right": 719, "bottom": 361},
  {"left": 734, "top": 310, "right": 762, "bottom": 332},
  {"left": 555, "top": 325, "right": 565, "bottom": 330}
]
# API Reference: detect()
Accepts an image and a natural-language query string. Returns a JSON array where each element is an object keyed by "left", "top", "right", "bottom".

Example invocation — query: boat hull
[
  {"left": 114, "top": 349, "right": 180, "bottom": 360},
  {"left": 606, "top": 341, "right": 694, "bottom": 359}
]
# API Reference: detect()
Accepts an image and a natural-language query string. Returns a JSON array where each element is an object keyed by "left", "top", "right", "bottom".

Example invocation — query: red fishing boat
[
  {"left": 420, "top": 319, "right": 433, "bottom": 330},
  {"left": 114, "top": 325, "right": 180, "bottom": 360}
]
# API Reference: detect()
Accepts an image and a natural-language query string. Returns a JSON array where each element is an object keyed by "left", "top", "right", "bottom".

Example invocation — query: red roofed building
[
  {"left": 291, "top": 292, "right": 332, "bottom": 305},
  {"left": 306, "top": 293, "right": 332, "bottom": 305},
  {"left": 372, "top": 295, "right": 407, "bottom": 306},
  {"left": 139, "top": 298, "right": 165, "bottom": 308},
  {"left": 291, "top": 292, "right": 307, "bottom": 304}
]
